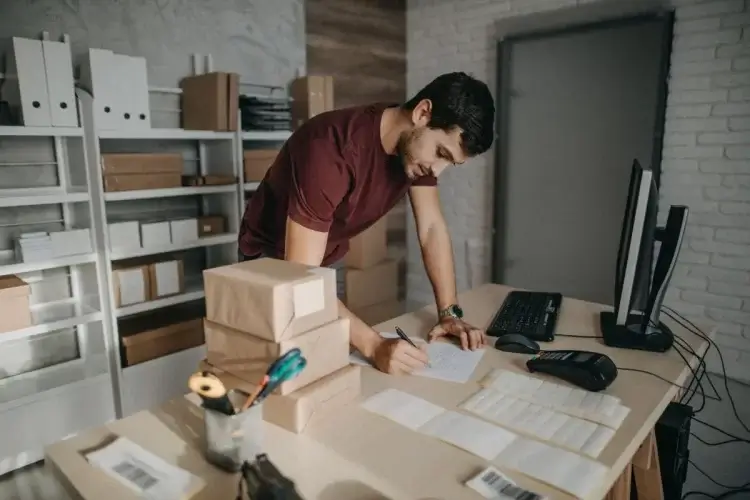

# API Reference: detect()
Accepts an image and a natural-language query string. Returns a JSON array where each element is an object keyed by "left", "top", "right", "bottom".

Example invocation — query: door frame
[{"left": 491, "top": 10, "right": 675, "bottom": 284}]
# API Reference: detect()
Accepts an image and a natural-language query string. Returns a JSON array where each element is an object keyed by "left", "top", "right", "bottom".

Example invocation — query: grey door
[{"left": 494, "top": 17, "right": 668, "bottom": 305}]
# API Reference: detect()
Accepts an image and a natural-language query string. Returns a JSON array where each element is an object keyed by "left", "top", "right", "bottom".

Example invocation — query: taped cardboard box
[
  {"left": 103, "top": 173, "right": 182, "bottom": 192},
  {"left": 180, "top": 72, "right": 239, "bottom": 131},
  {"left": 120, "top": 316, "right": 204, "bottom": 367},
  {"left": 344, "top": 217, "right": 388, "bottom": 269},
  {"left": 351, "top": 299, "right": 404, "bottom": 327},
  {"left": 111, "top": 262, "right": 151, "bottom": 308},
  {"left": 243, "top": 149, "right": 279, "bottom": 182},
  {"left": 148, "top": 258, "right": 185, "bottom": 299},
  {"left": 344, "top": 259, "right": 399, "bottom": 309},
  {"left": 0, "top": 275, "right": 31, "bottom": 334},
  {"left": 197, "top": 215, "right": 226, "bottom": 237},
  {"left": 203, "top": 258, "right": 338, "bottom": 342},
  {"left": 204, "top": 317, "right": 350, "bottom": 395},
  {"left": 290, "top": 76, "right": 334, "bottom": 129},
  {"left": 100, "top": 153, "right": 183, "bottom": 175}
]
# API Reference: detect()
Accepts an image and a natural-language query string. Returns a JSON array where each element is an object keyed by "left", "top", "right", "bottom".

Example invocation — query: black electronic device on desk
[
  {"left": 494, "top": 333, "right": 540, "bottom": 354},
  {"left": 526, "top": 350, "right": 618, "bottom": 392},
  {"left": 238, "top": 453, "right": 304, "bottom": 500},
  {"left": 487, "top": 291, "right": 562, "bottom": 342}
]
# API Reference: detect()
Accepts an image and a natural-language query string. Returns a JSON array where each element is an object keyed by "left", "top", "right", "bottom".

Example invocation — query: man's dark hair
[{"left": 403, "top": 72, "right": 495, "bottom": 156}]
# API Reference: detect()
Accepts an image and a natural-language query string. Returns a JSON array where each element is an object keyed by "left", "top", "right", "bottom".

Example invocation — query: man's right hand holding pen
[{"left": 371, "top": 336, "right": 429, "bottom": 375}]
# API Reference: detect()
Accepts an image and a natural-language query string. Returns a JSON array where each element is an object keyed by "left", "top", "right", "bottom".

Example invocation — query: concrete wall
[{"left": 406, "top": 0, "right": 750, "bottom": 384}]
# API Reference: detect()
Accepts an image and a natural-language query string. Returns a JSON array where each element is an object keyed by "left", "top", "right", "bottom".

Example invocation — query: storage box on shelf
[{"left": 200, "top": 257, "right": 361, "bottom": 433}]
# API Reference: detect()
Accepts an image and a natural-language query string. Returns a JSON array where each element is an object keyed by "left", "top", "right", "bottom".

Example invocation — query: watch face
[{"left": 451, "top": 305, "right": 464, "bottom": 318}]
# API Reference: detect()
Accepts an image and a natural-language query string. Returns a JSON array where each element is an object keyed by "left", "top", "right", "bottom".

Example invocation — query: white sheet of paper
[
  {"left": 419, "top": 410, "right": 518, "bottom": 461},
  {"left": 85, "top": 436, "right": 204, "bottom": 500},
  {"left": 350, "top": 332, "right": 486, "bottom": 383},
  {"left": 361, "top": 388, "right": 445, "bottom": 431}
]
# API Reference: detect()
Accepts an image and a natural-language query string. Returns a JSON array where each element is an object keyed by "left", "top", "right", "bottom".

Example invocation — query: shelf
[
  {"left": 0, "top": 355, "right": 109, "bottom": 409},
  {"left": 110, "top": 233, "right": 237, "bottom": 260},
  {"left": 98, "top": 128, "right": 234, "bottom": 140},
  {"left": 116, "top": 278, "right": 205, "bottom": 317},
  {"left": 0, "top": 187, "right": 89, "bottom": 208},
  {"left": 244, "top": 182, "right": 261, "bottom": 191},
  {"left": 0, "top": 300, "right": 102, "bottom": 345},
  {"left": 0, "top": 126, "right": 83, "bottom": 137},
  {"left": 241, "top": 130, "right": 292, "bottom": 141},
  {"left": 0, "top": 252, "right": 97, "bottom": 276},
  {"left": 104, "top": 184, "right": 237, "bottom": 202}
]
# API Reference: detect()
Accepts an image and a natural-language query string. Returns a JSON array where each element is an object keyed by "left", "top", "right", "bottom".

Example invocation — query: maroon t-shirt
[{"left": 239, "top": 103, "right": 437, "bottom": 265}]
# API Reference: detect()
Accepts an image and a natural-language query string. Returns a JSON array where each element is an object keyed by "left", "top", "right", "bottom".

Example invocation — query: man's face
[{"left": 397, "top": 100, "right": 468, "bottom": 181}]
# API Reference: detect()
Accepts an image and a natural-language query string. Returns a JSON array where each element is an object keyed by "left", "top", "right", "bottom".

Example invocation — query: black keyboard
[{"left": 487, "top": 291, "right": 563, "bottom": 342}]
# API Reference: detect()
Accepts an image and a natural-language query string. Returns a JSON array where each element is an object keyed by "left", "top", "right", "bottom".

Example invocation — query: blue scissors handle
[{"left": 267, "top": 348, "right": 306, "bottom": 384}]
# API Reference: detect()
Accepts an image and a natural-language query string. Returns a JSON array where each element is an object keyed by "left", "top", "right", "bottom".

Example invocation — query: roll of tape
[{"left": 188, "top": 371, "right": 227, "bottom": 400}]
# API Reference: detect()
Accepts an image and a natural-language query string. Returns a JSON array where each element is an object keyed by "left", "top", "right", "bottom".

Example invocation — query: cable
[
  {"left": 692, "top": 417, "right": 750, "bottom": 443},
  {"left": 690, "top": 432, "right": 745, "bottom": 447},
  {"left": 683, "top": 488, "right": 750, "bottom": 500},
  {"left": 555, "top": 333, "right": 600, "bottom": 339},
  {"left": 688, "top": 460, "right": 750, "bottom": 490},
  {"left": 663, "top": 307, "right": 750, "bottom": 435},
  {"left": 617, "top": 366, "right": 696, "bottom": 391}
]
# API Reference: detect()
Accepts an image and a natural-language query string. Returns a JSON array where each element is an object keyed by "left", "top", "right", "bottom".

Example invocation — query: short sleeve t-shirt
[{"left": 239, "top": 103, "right": 437, "bottom": 265}]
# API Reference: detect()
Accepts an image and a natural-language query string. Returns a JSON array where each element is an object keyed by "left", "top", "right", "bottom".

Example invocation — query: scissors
[{"left": 241, "top": 348, "right": 307, "bottom": 410}]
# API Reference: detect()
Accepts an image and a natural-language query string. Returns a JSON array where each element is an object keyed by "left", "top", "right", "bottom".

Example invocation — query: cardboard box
[
  {"left": 120, "top": 316, "right": 204, "bottom": 367},
  {"left": 351, "top": 299, "right": 404, "bottom": 327},
  {"left": 103, "top": 173, "right": 182, "bottom": 192},
  {"left": 0, "top": 275, "right": 32, "bottom": 334},
  {"left": 182, "top": 175, "right": 236, "bottom": 186},
  {"left": 344, "top": 218, "right": 388, "bottom": 269},
  {"left": 203, "top": 258, "right": 338, "bottom": 342},
  {"left": 140, "top": 221, "right": 171, "bottom": 247},
  {"left": 169, "top": 218, "right": 198, "bottom": 245},
  {"left": 108, "top": 221, "right": 141, "bottom": 251},
  {"left": 148, "top": 259, "right": 185, "bottom": 299},
  {"left": 344, "top": 259, "right": 399, "bottom": 309},
  {"left": 243, "top": 149, "right": 279, "bottom": 181},
  {"left": 180, "top": 72, "right": 239, "bottom": 131},
  {"left": 290, "top": 76, "right": 334, "bottom": 129},
  {"left": 50, "top": 229, "right": 93, "bottom": 257},
  {"left": 197, "top": 215, "right": 226, "bottom": 237},
  {"left": 204, "top": 317, "right": 350, "bottom": 395},
  {"left": 263, "top": 365, "right": 361, "bottom": 434},
  {"left": 111, "top": 263, "right": 150, "bottom": 308},
  {"left": 101, "top": 153, "right": 183, "bottom": 175}
]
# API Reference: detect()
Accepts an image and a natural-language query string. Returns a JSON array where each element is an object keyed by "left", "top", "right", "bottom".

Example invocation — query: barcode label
[
  {"left": 466, "top": 466, "right": 545, "bottom": 500},
  {"left": 112, "top": 461, "right": 159, "bottom": 491}
]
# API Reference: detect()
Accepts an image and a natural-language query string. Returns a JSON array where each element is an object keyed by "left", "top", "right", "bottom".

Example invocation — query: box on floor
[
  {"left": 344, "top": 217, "right": 388, "bottom": 270},
  {"left": 350, "top": 299, "right": 404, "bottom": 327},
  {"left": 204, "top": 317, "right": 350, "bottom": 395},
  {"left": 0, "top": 275, "right": 32, "bottom": 334},
  {"left": 198, "top": 359, "right": 361, "bottom": 434},
  {"left": 343, "top": 259, "right": 399, "bottom": 310},
  {"left": 203, "top": 258, "right": 338, "bottom": 342}
]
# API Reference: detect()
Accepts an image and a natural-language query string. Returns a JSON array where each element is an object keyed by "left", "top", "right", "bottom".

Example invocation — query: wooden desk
[{"left": 44, "top": 284, "right": 713, "bottom": 500}]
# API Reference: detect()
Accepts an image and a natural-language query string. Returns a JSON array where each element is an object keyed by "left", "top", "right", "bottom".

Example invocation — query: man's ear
[{"left": 411, "top": 99, "right": 432, "bottom": 127}]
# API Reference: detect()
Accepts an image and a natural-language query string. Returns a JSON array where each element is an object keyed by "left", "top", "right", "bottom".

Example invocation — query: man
[{"left": 239, "top": 72, "right": 496, "bottom": 375}]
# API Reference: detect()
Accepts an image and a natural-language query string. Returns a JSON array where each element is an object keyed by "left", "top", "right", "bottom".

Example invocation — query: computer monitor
[{"left": 600, "top": 159, "right": 689, "bottom": 353}]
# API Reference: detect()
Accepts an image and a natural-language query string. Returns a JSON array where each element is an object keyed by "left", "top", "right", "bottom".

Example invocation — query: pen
[{"left": 395, "top": 326, "right": 431, "bottom": 368}]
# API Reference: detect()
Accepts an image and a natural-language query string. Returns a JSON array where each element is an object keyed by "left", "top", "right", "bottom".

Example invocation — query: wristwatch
[{"left": 438, "top": 304, "right": 464, "bottom": 321}]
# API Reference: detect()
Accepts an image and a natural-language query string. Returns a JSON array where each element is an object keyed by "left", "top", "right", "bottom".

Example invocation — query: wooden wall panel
[{"left": 306, "top": 0, "right": 406, "bottom": 109}]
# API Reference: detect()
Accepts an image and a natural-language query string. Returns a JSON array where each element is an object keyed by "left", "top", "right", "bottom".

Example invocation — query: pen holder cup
[{"left": 203, "top": 390, "right": 264, "bottom": 473}]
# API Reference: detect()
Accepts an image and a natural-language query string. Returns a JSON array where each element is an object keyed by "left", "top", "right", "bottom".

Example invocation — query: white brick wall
[{"left": 407, "top": 0, "right": 750, "bottom": 383}]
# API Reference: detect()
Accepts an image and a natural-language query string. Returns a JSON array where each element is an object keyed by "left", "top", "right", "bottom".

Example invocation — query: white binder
[
  {"left": 41, "top": 39, "right": 79, "bottom": 127},
  {"left": 79, "top": 48, "right": 121, "bottom": 130},
  {"left": 4, "top": 37, "right": 52, "bottom": 126}
]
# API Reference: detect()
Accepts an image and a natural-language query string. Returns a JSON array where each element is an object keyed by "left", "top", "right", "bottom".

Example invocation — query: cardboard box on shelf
[
  {"left": 203, "top": 258, "right": 338, "bottom": 342},
  {"left": 103, "top": 173, "right": 182, "bottom": 192},
  {"left": 120, "top": 315, "right": 204, "bottom": 367},
  {"left": 243, "top": 149, "right": 279, "bottom": 182},
  {"left": 108, "top": 221, "right": 141, "bottom": 251},
  {"left": 49, "top": 228, "right": 93, "bottom": 258},
  {"left": 263, "top": 364, "right": 361, "bottom": 434},
  {"left": 197, "top": 215, "right": 226, "bottom": 237},
  {"left": 343, "top": 259, "right": 399, "bottom": 310},
  {"left": 169, "top": 218, "right": 198, "bottom": 245},
  {"left": 351, "top": 299, "right": 404, "bottom": 327},
  {"left": 290, "top": 76, "right": 334, "bottom": 129},
  {"left": 180, "top": 72, "right": 239, "bottom": 131},
  {"left": 182, "top": 175, "right": 236, "bottom": 186},
  {"left": 140, "top": 220, "right": 171, "bottom": 247},
  {"left": 148, "top": 258, "right": 185, "bottom": 299},
  {"left": 101, "top": 153, "right": 183, "bottom": 175},
  {"left": 0, "top": 275, "right": 32, "bottom": 334},
  {"left": 204, "top": 317, "right": 349, "bottom": 395},
  {"left": 112, "top": 263, "right": 151, "bottom": 308},
  {"left": 344, "top": 218, "right": 388, "bottom": 269}
]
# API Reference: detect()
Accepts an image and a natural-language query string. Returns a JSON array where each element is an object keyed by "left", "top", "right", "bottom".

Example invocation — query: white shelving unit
[{"left": 0, "top": 97, "right": 116, "bottom": 474}]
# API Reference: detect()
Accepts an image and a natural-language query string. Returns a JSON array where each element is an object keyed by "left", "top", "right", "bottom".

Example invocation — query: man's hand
[
  {"left": 371, "top": 338, "right": 429, "bottom": 375},
  {"left": 428, "top": 317, "right": 486, "bottom": 350}
]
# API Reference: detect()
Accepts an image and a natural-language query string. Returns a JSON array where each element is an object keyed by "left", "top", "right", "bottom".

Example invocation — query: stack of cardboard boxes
[
  {"left": 199, "top": 258, "right": 360, "bottom": 433},
  {"left": 342, "top": 218, "right": 403, "bottom": 326}
]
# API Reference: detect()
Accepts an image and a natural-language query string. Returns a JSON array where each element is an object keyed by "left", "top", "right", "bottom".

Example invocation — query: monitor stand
[{"left": 600, "top": 311, "right": 674, "bottom": 353}]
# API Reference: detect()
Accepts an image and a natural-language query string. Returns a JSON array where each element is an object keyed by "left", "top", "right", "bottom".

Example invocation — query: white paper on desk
[
  {"left": 350, "top": 332, "right": 486, "bottom": 383},
  {"left": 419, "top": 410, "right": 518, "bottom": 461},
  {"left": 85, "top": 436, "right": 204, "bottom": 500},
  {"left": 494, "top": 437, "right": 608, "bottom": 500},
  {"left": 361, "top": 388, "right": 445, "bottom": 431}
]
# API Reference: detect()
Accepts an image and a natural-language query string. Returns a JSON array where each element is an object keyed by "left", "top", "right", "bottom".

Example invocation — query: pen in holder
[{"left": 188, "top": 372, "right": 264, "bottom": 473}]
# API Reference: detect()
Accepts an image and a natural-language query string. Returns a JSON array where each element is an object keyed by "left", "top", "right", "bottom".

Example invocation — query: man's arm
[
  {"left": 284, "top": 217, "right": 382, "bottom": 359},
  {"left": 408, "top": 185, "right": 458, "bottom": 311}
]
